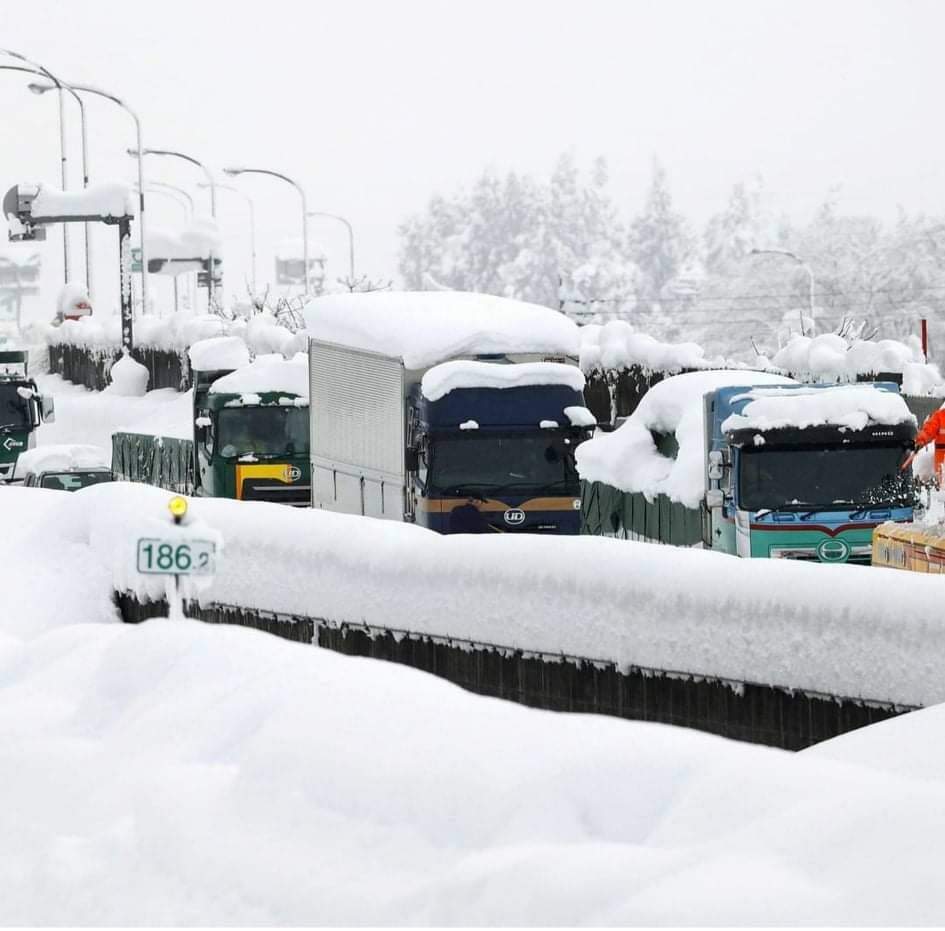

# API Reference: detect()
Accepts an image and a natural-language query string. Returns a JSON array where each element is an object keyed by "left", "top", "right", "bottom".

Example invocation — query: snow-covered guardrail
[{"left": 86, "top": 483, "right": 945, "bottom": 712}]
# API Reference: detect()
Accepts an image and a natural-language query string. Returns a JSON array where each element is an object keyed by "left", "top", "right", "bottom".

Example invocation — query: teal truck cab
[
  {"left": 705, "top": 382, "right": 916, "bottom": 563},
  {"left": 0, "top": 350, "right": 55, "bottom": 482}
]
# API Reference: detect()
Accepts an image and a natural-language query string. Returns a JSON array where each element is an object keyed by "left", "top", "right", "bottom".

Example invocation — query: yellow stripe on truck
[
  {"left": 417, "top": 496, "right": 580, "bottom": 514},
  {"left": 235, "top": 463, "right": 296, "bottom": 500}
]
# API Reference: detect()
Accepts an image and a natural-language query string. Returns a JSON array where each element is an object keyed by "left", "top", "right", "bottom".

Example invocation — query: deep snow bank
[{"left": 3, "top": 482, "right": 945, "bottom": 923}]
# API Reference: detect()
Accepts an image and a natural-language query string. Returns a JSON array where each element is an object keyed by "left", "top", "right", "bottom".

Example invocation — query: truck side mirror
[
  {"left": 705, "top": 489, "right": 724, "bottom": 508},
  {"left": 707, "top": 450, "right": 725, "bottom": 480},
  {"left": 405, "top": 446, "right": 419, "bottom": 472},
  {"left": 40, "top": 395, "right": 55, "bottom": 424}
]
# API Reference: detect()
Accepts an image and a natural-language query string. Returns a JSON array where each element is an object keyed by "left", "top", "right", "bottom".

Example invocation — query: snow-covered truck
[
  {"left": 0, "top": 350, "right": 55, "bottom": 482},
  {"left": 112, "top": 338, "right": 311, "bottom": 504},
  {"left": 579, "top": 373, "right": 917, "bottom": 563},
  {"left": 304, "top": 291, "right": 595, "bottom": 534}
]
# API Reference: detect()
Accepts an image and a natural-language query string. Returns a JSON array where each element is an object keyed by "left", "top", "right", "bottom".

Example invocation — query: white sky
[{"left": 0, "top": 0, "right": 943, "bottom": 320}]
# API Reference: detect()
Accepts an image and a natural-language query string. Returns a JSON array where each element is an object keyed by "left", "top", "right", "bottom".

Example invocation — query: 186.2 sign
[{"left": 137, "top": 538, "right": 217, "bottom": 575}]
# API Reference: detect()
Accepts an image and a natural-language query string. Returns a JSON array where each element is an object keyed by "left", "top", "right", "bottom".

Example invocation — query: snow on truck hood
[
  {"left": 302, "top": 291, "right": 580, "bottom": 368},
  {"left": 720, "top": 384, "right": 916, "bottom": 434},
  {"left": 576, "top": 370, "right": 794, "bottom": 508},
  {"left": 420, "top": 360, "right": 585, "bottom": 401}
]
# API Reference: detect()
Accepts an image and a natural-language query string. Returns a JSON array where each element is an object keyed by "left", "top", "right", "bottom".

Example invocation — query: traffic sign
[{"left": 136, "top": 538, "right": 217, "bottom": 575}]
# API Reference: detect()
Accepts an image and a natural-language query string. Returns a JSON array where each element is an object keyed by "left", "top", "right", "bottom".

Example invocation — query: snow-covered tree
[{"left": 627, "top": 159, "right": 694, "bottom": 305}]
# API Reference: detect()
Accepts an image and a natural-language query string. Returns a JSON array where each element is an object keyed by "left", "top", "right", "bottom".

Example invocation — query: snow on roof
[
  {"left": 720, "top": 384, "right": 916, "bottom": 434},
  {"left": 209, "top": 354, "right": 308, "bottom": 399},
  {"left": 579, "top": 320, "right": 729, "bottom": 374},
  {"left": 420, "top": 361, "right": 585, "bottom": 401},
  {"left": 576, "top": 370, "right": 795, "bottom": 507},
  {"left": 29, "top": 182, "right": 135, "bottom": 219},
  {"left": 303, "top": 291, "right": 580, "bottom": 369},
  {"left": 772, "top": 334, "right": 944, "bottom": 392},
  {"left": 12, "top": 444, "right": 109, "bottom": 479},
  {"left": 188, "top": 336, "right": 251, "bottom": 373}
]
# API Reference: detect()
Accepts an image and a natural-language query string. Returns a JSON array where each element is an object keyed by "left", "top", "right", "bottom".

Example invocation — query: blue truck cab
[{"left": 407, "top": 377, "right": 592, "bottom": 534}]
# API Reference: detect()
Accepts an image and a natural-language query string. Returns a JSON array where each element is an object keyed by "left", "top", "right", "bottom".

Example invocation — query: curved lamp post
[
  {"left": 201, "top": 182, "right": 256, "bottom": 293},
  {"left": 0, "top": 50, "right": 76, "bottom": 286},
  {"left": 749, "top": 247, "right": 816, "bottom": 337},
  {"left": 29, "top": 77, "right": 149, "bottom": 317},
  {"left": 129, "top": 147, "right": 217, "bottom": 309},
  {"left": 223, "top": 167, "right": 309, "bottom": 294},
  {"left": 307, "top": 211, "right": 355, "bottom": 282}
]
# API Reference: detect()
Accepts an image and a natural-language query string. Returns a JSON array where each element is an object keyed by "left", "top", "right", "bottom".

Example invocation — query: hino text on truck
[
  {"left": 0, "top": 350, "right": 55, "bottom": 482},
  {"left": 112, "top": 337, "right": 310, "bottom": 504},
  {"left": 304, "top": 291, "right": 596, "bottom": 534}
]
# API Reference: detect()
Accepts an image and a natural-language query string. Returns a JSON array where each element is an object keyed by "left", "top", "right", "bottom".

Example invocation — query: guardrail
[{"left": 116, "top": 592, "right": 910, "bottom": 752}]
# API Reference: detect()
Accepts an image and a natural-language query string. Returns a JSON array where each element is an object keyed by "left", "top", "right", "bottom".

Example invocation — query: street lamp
[
  {"left": 128, "top": 148, "right": 218, "bottom": 310},
  {"left": 750, "top": 247, "right": 816, "bottom": 337},
  {"left": 307, "top": 211, "right": 355, "bottom": 283},
  {"left": 200, "top": 182, "right": 256, "bottom": 294},
  {"left": 29, "top": 78, "right": 149, "bottom": 318},
  {"left": 0, "top": 51, "right": 77, "bottom": 287},
  {"left": 223, "top": 167, "right": 310, "bottom": 295}
]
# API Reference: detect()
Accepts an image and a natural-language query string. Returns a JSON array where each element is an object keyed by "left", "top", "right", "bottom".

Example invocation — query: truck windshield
[
  {"left": 0, "top": 384, "right": 30, "bottom": 430},
  {"left": 429, "top": 433, "right": 580, "bottom": 496},
  {"left": 217, "top": 407, "right": 309, "bottom": 459},
  {"left": 738, "top": 444, "right": 912, "bottom": 512}
]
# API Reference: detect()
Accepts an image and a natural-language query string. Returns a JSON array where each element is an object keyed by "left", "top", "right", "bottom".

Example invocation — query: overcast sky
[{"left": 1, "top": 0, "right": 942, "bottom": 318}]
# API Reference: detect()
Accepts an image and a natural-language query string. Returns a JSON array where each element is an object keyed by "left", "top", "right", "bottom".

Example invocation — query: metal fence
[
  {"left": 116, "top": 593, "right": 911, "bottom": 751},
  {"left": 48, "top": 343, "right": 191, "bottom": 392}
]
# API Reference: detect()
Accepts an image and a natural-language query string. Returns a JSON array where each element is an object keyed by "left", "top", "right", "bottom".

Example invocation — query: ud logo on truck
[{"left": 503, "top": 508, "right": 526, "bottom": 526}]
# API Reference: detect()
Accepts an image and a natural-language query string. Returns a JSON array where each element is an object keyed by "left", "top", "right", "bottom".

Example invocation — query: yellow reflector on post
[{"left": 168, "top": 496, "right": 188, "bottom": 521}]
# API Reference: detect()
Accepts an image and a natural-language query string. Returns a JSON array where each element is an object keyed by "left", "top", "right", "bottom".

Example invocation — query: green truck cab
[
  {"left": 192, "top": 361, "right": 310, "bottom": 503},
  {"left": 0, "top": 350, "right": 55, "bottom": 482},
  {"left": 112, "top": 340, "right": 310, "bottom": 505}
]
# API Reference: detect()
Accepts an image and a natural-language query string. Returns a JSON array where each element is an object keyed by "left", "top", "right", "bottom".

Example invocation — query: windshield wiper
[{"left": 754, "top": 502, "right": 812, "bottom": 519}]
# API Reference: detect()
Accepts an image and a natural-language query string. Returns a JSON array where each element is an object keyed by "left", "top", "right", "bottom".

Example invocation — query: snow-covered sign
[
  {"left": 576, "top": 370, "right": 795, "bottom": 507},
  {"left": 29, "top": 182, "right": 136, "bottom": 219},
  {"left": 208, "top": 354, "right": 309, "bottom": 399},
  {"left": 147, "top": 220, "right": 223, "bottom": 273},
  {"left": 420, "top": 360, "right": 585, "bottom": 401},
  {"left": 720, "top": 384, "right": 916, "bottom": 434},
  {"left": 303, "top": 291, "right": 581, "bottom": 369}
]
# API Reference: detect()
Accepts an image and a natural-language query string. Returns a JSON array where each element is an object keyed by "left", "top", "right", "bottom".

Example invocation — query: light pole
[
  {"left": 29, "top": 77, "right": 149, "bottom": 318},
  {"left": 0, "top": 51, "right": 76, "bottom": 288},
  {"left": 307, "top": 211, "right": 355, "bottom": 283},
  {"left": 200, "top": 181, "right": 256, "bottom": 294},
  {"left": 128, "top": 148, "right": 218, "bottom": 310},
  {"left": 223, "top": 167, "right": 309, "bottom": 294},
  {"left": 749, "top": 247, "right": 816, "bottom": 337}
]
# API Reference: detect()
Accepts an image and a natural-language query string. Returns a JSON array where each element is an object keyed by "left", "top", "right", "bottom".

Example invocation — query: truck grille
[{"left": 240, "top": 479, "right": 310, "bottom": 507}]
